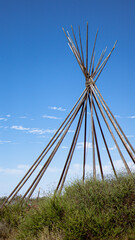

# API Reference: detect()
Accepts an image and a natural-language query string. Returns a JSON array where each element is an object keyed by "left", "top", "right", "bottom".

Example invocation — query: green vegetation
[{"left": 0, "top": 173, "right": 135, "bottom": 240}]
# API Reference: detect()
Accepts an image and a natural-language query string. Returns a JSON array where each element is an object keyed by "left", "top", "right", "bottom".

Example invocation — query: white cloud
[
  {"left": 108, "top": 145, "right": 116, "bottom": 151},
  {"left": 6, "top": 114, "right": 11, "bottom": 118},
  {"left": 11, "top": 125, "right": 30, "bottom": 131},
  {"left": 77, "top": 142, "right": 92, "bottom": 149},
  {"left": 42, "top": 115, "right": 62, "bottom": 120},
  {"left": 0, "top": 164, "right": 37, "bottom": 175},
  {"left": 17, "top": 164, "right": 30, "bottom": 170},
  {"left": 48, "top": 106, "right": 66, "bottom": 111},
  {"left": 0, "top": 140, "right": 11, "bottom": 144},
  {"left": 19, "top": 116, "right": 27, "bottom": 119},
  {"left": 47, "top": 166, "right": 61, "bottom": 173},
  {"left": 61, "top": 146, "right": 68, "bottom": 149},
  {"left": 0, "top": 118, "right": 7, "bottom": 121},
  {"left": 29, "top": 128, "right": 55, "bottom": 135},
  {"left": 68, "top": 160, "right": 135, "bottom": 177},
  {"left": 102, "top": 145, "right": 116, "bottom": 151},
  {"left": 128, "top": 116, "right": 135, "bottom": 119},
  {"left": 114, "top": 115, "right": 121, "bottom": 119},
  {"left": 126, "top": 135, "right": 134, "bottom": 138},
  {"left": 11, "top": 125, "right": 55, "bottom": 135},
  {"left": 68, "top": 129, "right": 75, "bottom": 133},
  {"left": 29, "top": 129, "right": 46, "bottom": 135},
  {"left": 0, "top": 167, "right": 23, "bottom": 175}
]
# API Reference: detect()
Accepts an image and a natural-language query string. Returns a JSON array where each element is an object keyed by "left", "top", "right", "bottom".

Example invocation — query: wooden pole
[
  {"left": 23, "top": 92, "right": 87, "bottom": 200},
  {"left": 93, "top": 47, "right": 107, "bottom": 76},
  {"left": 79, "top": 26, "right": 84, "bottom": 66},
  {"left": 83, "top": 101, "right": 87, "bottom": 181},
  {"left": 71, "top": 25, "right": 83, "bottom": 65},
  {"left": 93, "top": 85, "right": 135, "bottom": 163},
  {"left": 86, "top": 22, "right": 88, "bottom": 72},
  {"left": 59, "top": 93, "right": 89, "bottom": 193},
  {"left": 93, "top": 118, "right": 104, "bottom": 180},
  {"left": 89, "top": 29, "right": 98, "bottom": 74},
  {"left": 91, "top": 87, "right": 131, "bottom": 174},
  {"left": 94, "top": 41, "right": 117, "bottom": 83},
  {"left": 1, "top": 89, "right": 87, "bottom": 208},
  {"left": 90, "top": 90, "right": 96, "bottom": 179},
  {"left": 55, "top": 103, "right": 85, "bottom": 194},
  {"left": 5, "top": 90, "right": 87, "bottom": 206},
  {"left": 63, "top": 28, "right": 84, "bottom": 74},
  {"left": 95, "top": 84, "right": 135, "bottom": 154},
  {"left": 92, "top": 100, "right": 117, "bottom": 178}
]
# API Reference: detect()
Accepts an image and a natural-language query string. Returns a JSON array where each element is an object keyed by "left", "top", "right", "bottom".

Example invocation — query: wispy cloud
[
  {"left": 29, "top": 128, "right": 55, "bottom": 135},
  {"left": 61, "top": 146, "right": 68, "bottom": 149},
  {"left": 47, "top": 166, "right": 61, "bottom": 173},
  {"left": 108, "top": 145, "right": 116, "bottom": 151},
  {"left": 102, "top": 145, "right": 116, "bottom": 151},
  {"left": 0, "top": 164, "right": 39, "bottom": 175},
  {"left": 114, "top": 115, "right": 122, "bottom": 119},
  {"left": 0, "top": 140, "right": 11, "bottom": 144},
  {"left": 77, "top": 142, "right": 92, "bottom": 149},
  {"left": 17, "top": 164, "right": 30, "bottom": 170},
  {"left": 126, "top": 135, "right": 134, "bottom": 138},
  {"left": 19, "top": 116, "right": 27, "bottom": 119},
  {"left": 6, "top": 114, "right": 11, "bottom": 118},
  {"left": 11, "top": 125, "right": 30, "bottom": 131},
  {"left": 68, "top": 129, "right": 75, "bottom": 133},
  {"left": 68, "top": 160, "right": 135, "bottom": 176},
  {"left": 48, "top": 106, "right": 66, "bottom": 111},
  {"left": 0, "top": 118, "right": 7, "bottom": 121},
  {"left": 128, "top": 116, "right": 135, "bottom": 119},
  {"left": 42, "top": 115, "right": 62, "bottom": 120},
  {"left": 11, "top": 125, "right": 55, "bottom": 135},
  {"left": 0, "top": 167, "right": 23, "bottom": 175}
]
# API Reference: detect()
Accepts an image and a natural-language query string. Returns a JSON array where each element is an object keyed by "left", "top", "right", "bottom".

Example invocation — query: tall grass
[{"left": 0, "top": 173, "right": 135, "bottom": 240}]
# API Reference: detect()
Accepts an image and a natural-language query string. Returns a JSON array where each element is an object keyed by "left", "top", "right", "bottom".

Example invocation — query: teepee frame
[{"left": 1, "top": 23, "right": 135, "bottom": 208}]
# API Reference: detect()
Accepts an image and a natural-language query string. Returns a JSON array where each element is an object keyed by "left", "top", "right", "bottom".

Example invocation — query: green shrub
[{"left": 0, "top": 173, "right": 135, "bottom": 240}]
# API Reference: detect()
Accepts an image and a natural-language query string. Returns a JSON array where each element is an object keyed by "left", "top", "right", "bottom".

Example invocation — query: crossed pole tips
[{"left": 1, "top": 23, "right": 135, "bottom": 209}]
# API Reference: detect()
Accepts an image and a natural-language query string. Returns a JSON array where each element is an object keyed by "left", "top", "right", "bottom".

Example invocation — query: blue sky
[{"left": 0, "top": 0, "right": 135, "bottom": 197}]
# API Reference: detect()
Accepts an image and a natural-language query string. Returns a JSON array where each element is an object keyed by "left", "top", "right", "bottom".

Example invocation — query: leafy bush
[{"left": 0, "top": 173, "right": 135, "bottom": 240}]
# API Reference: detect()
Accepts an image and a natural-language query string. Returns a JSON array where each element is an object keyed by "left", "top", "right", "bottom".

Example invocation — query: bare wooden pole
[
  {"left": 93, "top": 48, "right": 107, "bottom": 76},
  {"left": 55, "top": 103, "right": 85, "bottom": 194},
  {"left": 93, "top": 118, "right": 104, "bottom": 180},
  {"left": 83, "top": 102, "right": 87, "bottom": 182},
  {"left": 79, "top": 26, "right": 84, "bottom": 66},
  {"left": 90, "top": 90, "right": 96, "bottom": 179},
  {"left": 91, "top": 52, "right": 95, "bottom": 75},
  {"left": 92, "top": 100, "right": 117, "bottom": 178},
  {"left": 8, "top": 100, "right": 85, "bottom": 204},
  {"left": 67, "top": 30, "right": 81, "bottom": 62},
  {"left": 3, "top": 91, "right": 87, "bottom": 207},
  {"left": 88, "top": 96, "right": 104, "bottom": 180},
  {"left": 91, "top": 87, "right": 131, "bottom": 174},
  {"left": 23, "top": 93, "right": 87, "bottom": 200},
  {"left": 93, "top": 85, "right": 135, "bottom": 163},
  {"left": 59, "top": 93, "right": 89, "bottom": 193},
  {"left": 94, "top": 41, "right": 117, "bottom": 83},
  {"left": 71, "top": 25, "right": 83, "bottom": 65},
  {"left": 86, "top": 22, "right": 88, "bottom": 72},
  {"left": 63, "top": 28, "right": 84, "bottom": 74},
  {"left": 1, "top": 89, "right": 87, "bottom": 208},
  {"left": 94, "top": 84, "right": 135, "bottom": 154},
  {"left": 89, "top": 29, "right": 98, "bottom": 74}
]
